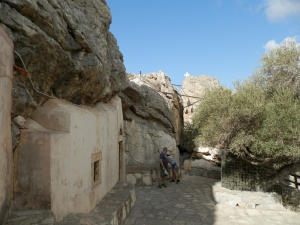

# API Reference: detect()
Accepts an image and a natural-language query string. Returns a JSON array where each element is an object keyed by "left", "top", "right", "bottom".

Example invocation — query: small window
[
  {"left": 91, "top": 152, "right": 102, "bottom": 189},
  {"left": 94, "top": 160, "right": 100, "bottom": 182}
]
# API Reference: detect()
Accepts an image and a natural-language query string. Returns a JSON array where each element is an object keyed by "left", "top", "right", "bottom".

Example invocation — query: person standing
[
  {"left": 158, "top": 147, "right": 169, "bottom": 188},
  {"left": 167, "top": 152, "right": 180, "bottom": 184}
]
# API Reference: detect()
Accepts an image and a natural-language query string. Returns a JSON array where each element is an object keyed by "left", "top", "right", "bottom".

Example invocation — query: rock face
[
  {"left": 0, "top": 0, "right": 128, "bottom": 115},
  {"left": 119, "top": 71, "right": 183, "bottom": 166},
  {"left": 181, "top": 75, "right": 221, "bottom": 123},
  {"left": 180, "top": 75, "right": 222, "bottom": 178}
]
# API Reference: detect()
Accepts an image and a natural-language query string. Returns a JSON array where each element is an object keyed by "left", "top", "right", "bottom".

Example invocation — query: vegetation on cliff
[{"left": 192, "top": 40, "right": 300, "bottom": 167}]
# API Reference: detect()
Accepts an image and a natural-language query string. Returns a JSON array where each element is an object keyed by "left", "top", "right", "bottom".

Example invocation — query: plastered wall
[
  {"left": 0, "top": 26, "right": 14, "bottom": 224},
  {"left": 14, "top": 97, "right": 124, "bottom": 222}
]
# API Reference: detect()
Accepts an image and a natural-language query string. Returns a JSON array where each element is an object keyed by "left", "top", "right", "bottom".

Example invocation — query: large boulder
[
  {"left": 0, "top": 0, "right": 128, "bottom": 150},
  {"left": 0, "top": 0, "right": 128, "bottom": 116},
  {"left": 119, "top": 71, "right": 183, "bottom": 166},
  {"left": 181, "top": 75, "right": 221, "bottom": 123}
]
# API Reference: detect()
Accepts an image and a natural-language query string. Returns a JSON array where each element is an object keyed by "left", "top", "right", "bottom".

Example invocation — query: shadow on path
[
  {"left": 124, "top": 175, "right": 300, "bottom": 225},
  {"left": 124, "top": 175, "right": 217, "bottom": 225}
]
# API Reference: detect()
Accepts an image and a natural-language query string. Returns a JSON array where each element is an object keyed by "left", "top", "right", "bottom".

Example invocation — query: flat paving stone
[
  {"left": 124, "top": 175, "right": 300, "bottom": 225},
  {"left": 5, "top": 210, "right": 55, "bottom": 225}
]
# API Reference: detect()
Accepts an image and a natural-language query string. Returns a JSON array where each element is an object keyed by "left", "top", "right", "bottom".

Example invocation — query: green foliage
[
  {"left": 182, "top": 122, "right": 198, "bottom": 153},
  {"left": 255, "top": 39, "right": 300, "bottom": 94},
  {"left": 191, "top": 40, "right": 300, "bottom": 165}
]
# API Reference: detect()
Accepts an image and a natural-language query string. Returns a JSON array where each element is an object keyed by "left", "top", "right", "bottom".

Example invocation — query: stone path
[{"left": 124, "top": 175, "right": 300, "bottom": 225}]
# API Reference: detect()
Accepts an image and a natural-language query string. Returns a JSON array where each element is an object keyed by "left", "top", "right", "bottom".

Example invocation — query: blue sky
[{"left": 107, "top": 0, "right": 300, "bottom": 89}]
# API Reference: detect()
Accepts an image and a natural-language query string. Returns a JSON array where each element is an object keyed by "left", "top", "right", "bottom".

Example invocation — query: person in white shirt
[{"left": 167, "top": 152, "right": 180, "bottom": 184}]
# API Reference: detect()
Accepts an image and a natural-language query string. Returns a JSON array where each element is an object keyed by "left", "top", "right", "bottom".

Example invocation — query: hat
[{"left": 166, "top": 151, "right": 171, "bottom": 156}]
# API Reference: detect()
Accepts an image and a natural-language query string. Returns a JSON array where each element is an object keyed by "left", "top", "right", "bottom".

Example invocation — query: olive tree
[
  {"left": 255, "top": 39, "right": 300, "bottom": 94},
  {"left": 192, "top": 39, "right": 300, "bottom": 168}
]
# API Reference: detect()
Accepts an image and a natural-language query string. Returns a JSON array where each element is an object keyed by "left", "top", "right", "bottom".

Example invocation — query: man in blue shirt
[{"left": 158, "top": 147, "right": 169, "bottom": 188}]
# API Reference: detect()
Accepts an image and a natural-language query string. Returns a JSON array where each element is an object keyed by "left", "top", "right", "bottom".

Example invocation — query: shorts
[
  {"left": 172, "top": 163, "right": 177, "bottom": 170},
  {"left": 160, "top": 166, "right": 167, "bottom": 178}
]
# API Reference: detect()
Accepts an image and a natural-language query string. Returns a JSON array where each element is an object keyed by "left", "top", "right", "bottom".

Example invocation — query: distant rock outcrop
[
  {"left": 181, "top": 75, "right": 221, "bottom": 123},
  {"left": 0, "top": 0, "right": 128, "bottom": 148},
  {"left": 181, "top": 75, "right": 222, "bottom": 174},
  {"left": 119, "top": 71, "right": 183, "bottom": 166}
]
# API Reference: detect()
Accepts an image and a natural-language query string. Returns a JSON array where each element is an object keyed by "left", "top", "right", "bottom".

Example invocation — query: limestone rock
[
  {"left": 0, "top": 0, "right": 128, "bottom": 114},
  {"left": 193, "top": 146, "right": 223, "bottom": 165},
  {"left": 120, "top": 71, "right": 183, "bottom": 166},
  {"left": 183, "top": 159, "right": 191, "bottom": 172},
  {"left": 181, "top": 75, "right": 221, "bottom": 123},
  {"left": 123, "top": 111, "right": 179, "bottom": 166},
  {"left": 190, "top": 159, "right": 219, "bottom": 170},
  {"left": 126, "top": 174, "right": 136, "bottom": 185},
  {"left": 12, "top": 116, "right": 26, "bottom": 129},
  {"left": 142, "top": 174, "right": 152, "bottom": 186},
  {"left": 194, "top": 146, "right": 210, "bottom": 154},
  {"left": 209, "top": 148, "right": 223, "bottom": 159}
]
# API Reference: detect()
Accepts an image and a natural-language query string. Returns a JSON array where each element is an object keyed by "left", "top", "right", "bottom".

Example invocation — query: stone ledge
[
  {"left": 57, "top": 182, "right": 136, "bottom": 225},
  {"left": 126, "top": 166, "right": 181, "bottom": 186},
  {"left": 212, "top": 182, "right": 286, "bottom": 210},
  {"left": 126, "top": 166, "right": 158, "bottom": 186}
]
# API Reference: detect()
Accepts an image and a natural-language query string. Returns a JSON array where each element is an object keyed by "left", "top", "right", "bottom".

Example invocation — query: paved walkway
[{"left": 124, "top": 175, "right": 300, "bottom": 225}]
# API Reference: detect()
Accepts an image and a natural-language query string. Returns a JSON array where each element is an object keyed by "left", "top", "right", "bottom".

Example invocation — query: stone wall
[
  {"left": 126, "top": 165, "right": 182, "bottom": 186},
  {"left": 13, "top": 96, "right": 124, "bottom": 222},
  {"left": 0, "top": 26, "right": 14, "bottom": 224}
]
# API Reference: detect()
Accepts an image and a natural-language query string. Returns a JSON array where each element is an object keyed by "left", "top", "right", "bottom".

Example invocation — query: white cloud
[
  {"left": 265, "top": 0, "right": 300, "bottom": 21},
  {"left": 264, "top": 36, "right": 300, "bottom": 51},
  {"left": 264, "top": 40, "right": 279, "bottom": 52}
]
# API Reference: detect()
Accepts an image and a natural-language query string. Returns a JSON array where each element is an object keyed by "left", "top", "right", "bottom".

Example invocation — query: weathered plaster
[
  {"left": 14, "top": 96, "right": 124, "bottom": 222},
  {"left": 0, "top": 25, "right": 14, "bottom": 224}
]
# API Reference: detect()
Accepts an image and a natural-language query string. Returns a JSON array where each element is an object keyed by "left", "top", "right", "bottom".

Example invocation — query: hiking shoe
[
  {"left": 158, "top": 184, "right": 162, "bottom": 188},
  {"left": 170, "top": 179, "right": 175, "bottom": 182},
  {"left": 176, "top": 180, "right": 180, "bottom": 184},
  {"left": 162, "top": 183, "right": 167, "bottom": 187}
]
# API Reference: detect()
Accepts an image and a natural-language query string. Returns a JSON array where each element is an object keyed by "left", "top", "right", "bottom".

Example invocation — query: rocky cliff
[
  {"left": 0, "top": 0, "right": 128, "bottom": 148},
  {"left": 119, "top": 71, "right": 183, "bottom": 166},
  {"left": 181, "top": 75, "right": 222, "bottom": 173},
  {"left": 181, "top": 75, "right": 221, "bottom": 123}
]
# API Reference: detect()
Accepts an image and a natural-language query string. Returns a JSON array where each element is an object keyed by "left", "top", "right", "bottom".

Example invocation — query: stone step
[
  {"left": 212, "top": 182, "right": 286, "bottom": 210},
  {"left": 57, "top": 182, "right": 136, "bottom": 225}
]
